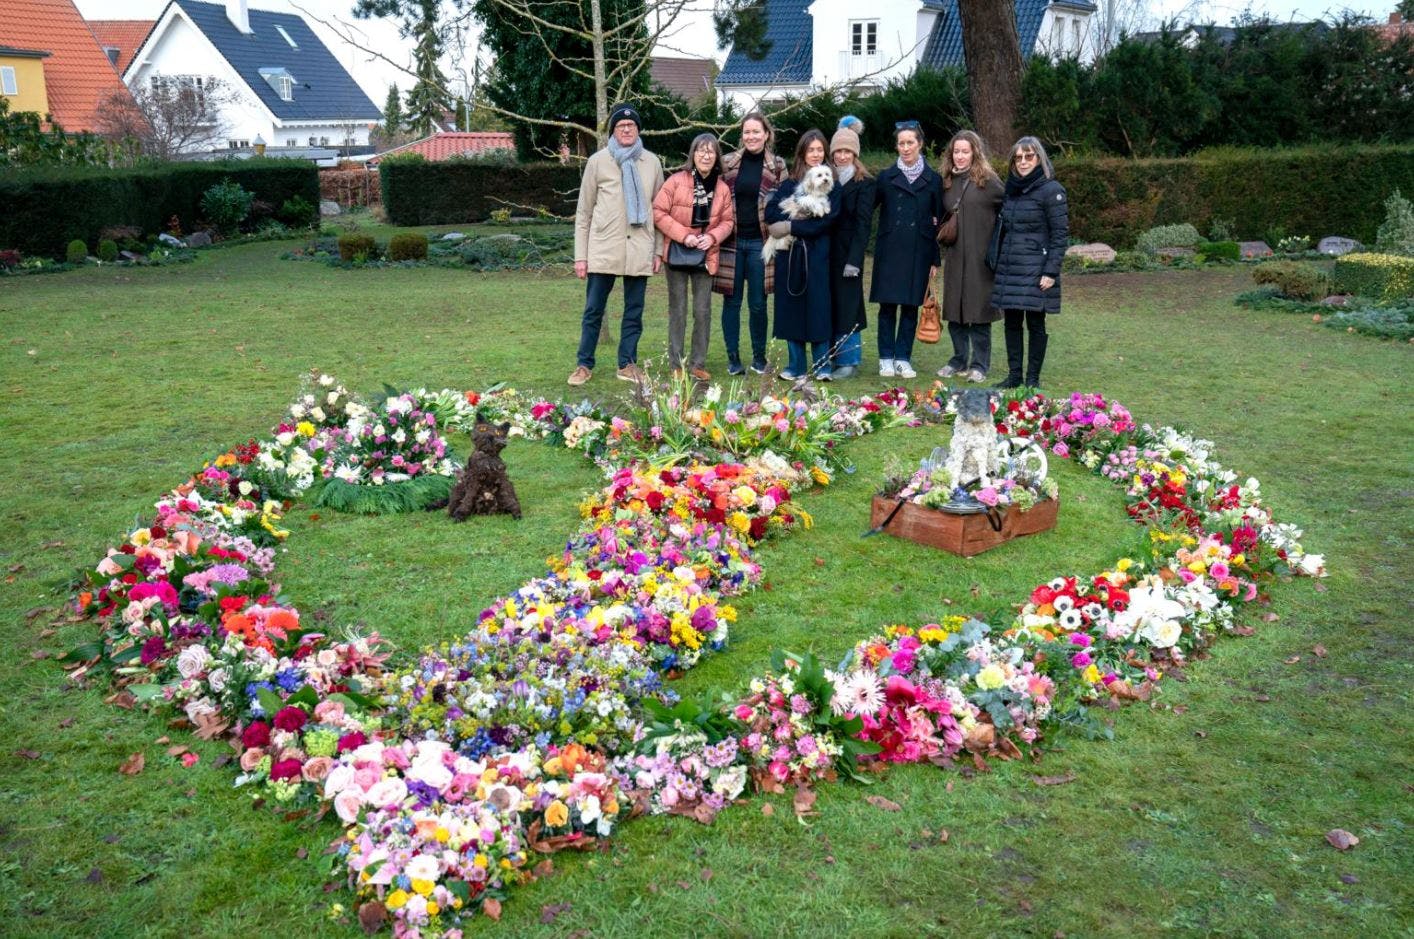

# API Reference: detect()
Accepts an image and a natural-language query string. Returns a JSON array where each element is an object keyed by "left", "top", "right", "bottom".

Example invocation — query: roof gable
[
  {"left": 87, "top": 19, "right": 156, "bottom": 74},
  {"left": 170, "top": 0, "right": 381, "bottom": 122},
  {"left": 650, "top": 56, "right": 715, "bottom": 100},
  {"left": 0, "top": 0, "right": 135, "bottom": 131},
  {"left": 717, "top": 0, "right": 813, "bottom": 86},
  {"left": 923, "top": 0, "right": 1084, "bottom": 71}
]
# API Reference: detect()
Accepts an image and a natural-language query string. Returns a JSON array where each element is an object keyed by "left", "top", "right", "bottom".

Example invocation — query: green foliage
[
  {"left": 1090, "top": 29, "right": 1218, "bottom": 157},
  {"left": 1313, "top": 14, "right": 1414, "bottom": 143},
  {"left": 1197, "top": 240, "right": 1241, "bottom": 262},
  {"left": 1332, "top": 251, "right": 1414, "bottom": 301},
  {"left": 200, "top": 178, "right": 254, "bottom": 234},
  {"left": 382, "top": 82, "right": 404, "bottom": 134},
  {"left": 1207, "top": 217, "right": 1236, "bottom": 241},
  {"left": 1322, "top": 301, "right": 1414, "bottom": 340},
  {"left": 1136, "top": 223, "right": 1201, "bottom": 255},
  {"left": 311, "top": 474, "right": 452, "bottom": 514},
  {"left": 1252, "top": 260, "right": 1330, "bottom": 300},
  {"left": 381, "top": 161, "right": 580, "bottom": 225},
  {"left": 0, "top": 96, "right": 119, "bottom": 168},
  {"left": 1374, "top": 189, "right": 1414, "bottom": 256},
  {"left": 713, "top": 0, "right": 771, "bottom": 59},
  {"left": 387, "top": 232, "right": 429, "bottom": 261},
  {"left": 336, "top": 233, "right": 378, "bottom": 262},
  {"left": 1019, "top": 55, "right": 1094, "bottom": 154},
  {"left": 446, "top": 148, "right": 517, "bottom": 167},
  {"left": 65, "top": 239, "right": 88, "bottom": 264},
  {"left": 763, "top": 67, "right": 969, "bottom": 156},
  {"left": 378, "top": 151, "right": 425, "bottom": 165},
  {"left": 277, "top": 195, "right": 318, "bottom": 229},
  {"left": 0, "top": 160, "right": 318, "bottom": 259},
  {"left": 1186, "top": 18, "right": 1323, "bottom": 149},
  {"left": 96, "top": 239, "right": 119, "bottom": 263},
  {"left": 355, "top": 1, "right": 448, "bottom": 137}
]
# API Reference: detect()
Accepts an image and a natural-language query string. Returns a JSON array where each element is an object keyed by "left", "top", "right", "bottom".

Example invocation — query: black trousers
[{"left": 1002, "top": 309, "right": 1048, "bottom": 384}]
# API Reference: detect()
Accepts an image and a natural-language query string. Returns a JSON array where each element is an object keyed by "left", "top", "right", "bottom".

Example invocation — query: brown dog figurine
[{"left": 447, "top": 421, "right": 522, "bottom": 521}]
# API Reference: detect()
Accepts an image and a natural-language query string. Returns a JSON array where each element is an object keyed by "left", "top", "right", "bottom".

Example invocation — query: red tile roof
[
  {"left": 0, "top": 0, "right": 134, "bottom": 131},
  {"left": 650, "top": 57, "right": 716, "bottom": 101},
  {"left": 371, "top": 131, "right": 516, "bottom": 164},
  {"left": 86, "top": 20, "right": 156, "bottom": 75}
]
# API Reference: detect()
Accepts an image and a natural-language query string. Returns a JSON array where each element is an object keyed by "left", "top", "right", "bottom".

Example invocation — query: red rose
[
  {"left": 337, "top": 731, "right": 367, "bottom": 753},
  {"left": 269, "top": 758, "right": 303, "bottom": 781},
  {"left": 645, "top": 491, "right": 664, "bottom": 511},
  {"left": 242, "top": 721, "right": 272, "bottom": 748},
  {"left": 273, "top": 706, "right": 307, "bottom": 732},
  {"left": 149, "top": 526, "right": 167, "bottom": 539}
]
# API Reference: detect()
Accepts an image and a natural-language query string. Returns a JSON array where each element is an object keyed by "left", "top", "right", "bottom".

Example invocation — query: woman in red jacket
[{"left": 653, "top": 133, "right": 736, "bottom": 380}]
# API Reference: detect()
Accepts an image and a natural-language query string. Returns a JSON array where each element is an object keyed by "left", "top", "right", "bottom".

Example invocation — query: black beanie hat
[{"left": 608, "top": 103, "right": 641, "bottom": 132}]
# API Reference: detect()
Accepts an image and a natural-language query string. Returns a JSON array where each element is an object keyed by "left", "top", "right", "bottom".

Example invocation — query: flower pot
[{"left": 869, "top": 496, "right": 1059, "bottom": 557}]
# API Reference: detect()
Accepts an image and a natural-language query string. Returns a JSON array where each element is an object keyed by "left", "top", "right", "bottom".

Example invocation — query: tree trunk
[
  {"left": 591, "top": 0, "right": 609, "bottom": 146},
  {"left": 958, "top": 0, "right": 1023, "bottom": 155}
]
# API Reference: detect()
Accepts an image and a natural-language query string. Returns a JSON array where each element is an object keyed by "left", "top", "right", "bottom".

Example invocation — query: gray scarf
[
  {"left": 836, "top": 162, "right": 856, "bottom": 185},
  {"left": 608, "top": 137, "right": 648, "bottom": 226},
  {"left": 897, "top": 155, "right": 926, "bottom": 184}
]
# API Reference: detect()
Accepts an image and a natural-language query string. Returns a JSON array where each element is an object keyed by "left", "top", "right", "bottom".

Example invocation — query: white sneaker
[
  {"left": 879, "top": 358, "right": 895, "bottom": 377},
  {"left": 894, "top": 361, "right": 917, "bottom": 379}
]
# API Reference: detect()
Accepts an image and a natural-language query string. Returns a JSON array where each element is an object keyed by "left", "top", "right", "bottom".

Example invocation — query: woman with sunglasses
[
  {"left": 870, "top": 120, "right": 943, "bottom": 379},
  {"left": 988, "top": 136, "right": 1069, "bottom": 389}
]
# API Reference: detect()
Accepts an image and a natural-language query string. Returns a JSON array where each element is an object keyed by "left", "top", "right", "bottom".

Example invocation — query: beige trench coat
[{"left": 574, "top": 147, "right": 666, "bottom": 276}]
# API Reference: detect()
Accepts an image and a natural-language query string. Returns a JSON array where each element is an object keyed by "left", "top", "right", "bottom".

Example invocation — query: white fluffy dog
[
  {"left": 944, "top": 388, "right": 1002, "bottom": 489},
  {"left": 762, "top": 164, "right": 834, "bottom": 261}
]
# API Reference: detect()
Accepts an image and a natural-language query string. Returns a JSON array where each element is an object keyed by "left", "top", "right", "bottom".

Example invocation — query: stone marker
[
  {"left": 319, "top": 200, "right": 342, "bottom": 217},
  {"left": 120, "top": 250, "right": 144, "bottom": 261},
  {"left": 1065, "top": 243, "right": 1117, "bottom": 263},
  {"left": 1317, "top": 236, "right": 1360, "bottom": 256},
  {"left": 186, "top": 231, "right": 213, "bottom": 247},
  {"left": 1239, "top": 240, "right": 1273, "bottom": 258},
  {"left": 158, "top": 233, "right": 185, "bottom": 248},
  {"left": 441, "top": 231, "right": 466, "bottom": 241}
]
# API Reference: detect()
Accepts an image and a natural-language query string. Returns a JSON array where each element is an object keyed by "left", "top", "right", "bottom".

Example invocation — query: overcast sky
[{"left": 77, "top": 0, "right": 1394, "bottom": 106}]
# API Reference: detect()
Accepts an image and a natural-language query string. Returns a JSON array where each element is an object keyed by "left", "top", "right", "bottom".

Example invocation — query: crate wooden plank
[{"left": 870, "top": 496, "right": 1059, "bottom": 557}]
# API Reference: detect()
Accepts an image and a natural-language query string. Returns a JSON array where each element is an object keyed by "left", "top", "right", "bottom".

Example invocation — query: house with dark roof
[
  {"left": 716, "top": 0, "right": 1096, "bottom": 112},
  {"left": 122, "top": 0, "right": 381, "bottom": 153}
]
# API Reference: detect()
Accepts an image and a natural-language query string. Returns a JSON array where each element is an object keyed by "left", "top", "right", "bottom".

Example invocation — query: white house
[
  {"left": 123, "top": 0, "right": 381, "bottom": 153},
  {"left": 716, "top": 0, "right": 1097, "bottom": 112}
]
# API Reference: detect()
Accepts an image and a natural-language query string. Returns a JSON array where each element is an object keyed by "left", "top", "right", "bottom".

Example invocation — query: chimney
[{"left": 226, "top": 0, "right": 252, "bottom": 34}]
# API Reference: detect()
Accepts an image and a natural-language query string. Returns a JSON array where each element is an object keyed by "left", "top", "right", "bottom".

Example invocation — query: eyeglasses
[
  {"left": 1015, "top": 152, "right": 1038, "bottom": 162},
  {"left": 895, "top": 120, "right": 921, "bottom": 131}
]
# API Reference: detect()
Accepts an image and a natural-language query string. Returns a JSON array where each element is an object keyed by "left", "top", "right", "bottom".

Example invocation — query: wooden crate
[{"left": 870, "top": 496, "right": 1059, "bottom": 557}]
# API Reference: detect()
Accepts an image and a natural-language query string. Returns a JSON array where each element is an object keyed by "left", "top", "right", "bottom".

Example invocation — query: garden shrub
[
  {"left": 1136, "top": 223, "right": 1201, "bottom": 255},
  {"left": 380, "top": 161, "right": 580, "bottom": 225},
  {"left": 1252, "top": 260, "right": 1329, "bottom": 300},
  {"left": 1374, "top": 189, "right": 1414, "bottom": 256},
  {"left": 278, "top": 195, "right": 318, "bottom": 228},
  {"left": 1207, "top": 217, "right": 1235, "bottom": 241},
  {"left": 1331, "top": 252, "right": 1414, "bottom": 301},
  {"left": 387, "top": 232, "right": 429, "bottom": 261},
  {"left": 1322, "top": 302, "right": 1414, "bottom": 340},
  {"left": 0, "top": 160, "right": 318, "bottom": 258},
  {"left": 1276, "top": 234, "right": 1312, "bottom": 255},
  {"left": 97, "top": 239, "right": 119, "bottom": 262},
  {"left": 65, "top": 239, "right": 87, "bottom": 264},
  {"left": 337, "top": 233, "right": 378, "bottom": 262},
  {"left": 1197, "top": 240, "right": 1240, "bottom": 262},
  {"left": 448, "top": 149, "right": 517, "bottom": 167},
  {"left": 201, "top": 179, "right": 254, "bottom": 234}
]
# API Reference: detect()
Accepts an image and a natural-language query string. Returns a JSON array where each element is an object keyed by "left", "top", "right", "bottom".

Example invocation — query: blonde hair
[
  {"left": 942, "top": 130, "right": 999, "bottom": 189},
  {"left": 1008, "top": 136, "right": 1055, "bottom": 179}
]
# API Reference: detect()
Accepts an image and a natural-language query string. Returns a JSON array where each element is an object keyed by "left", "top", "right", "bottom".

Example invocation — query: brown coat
[
  {"left": 652, "top": 170, "right": 736, "bottom": 275},
  {"left": 574, "top": 146, "right": 666, "bottom": 276},
  {"left": 712, "top": 147, "right": 787, "bottom": 296},
  {"left": 940, "top": 171, "right": 1004, "bottom": 324}
]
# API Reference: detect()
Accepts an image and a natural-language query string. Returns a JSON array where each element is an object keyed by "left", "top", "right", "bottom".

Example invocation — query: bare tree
[{"left": 98, "top": 76, "right": 238, "bottom": 159}]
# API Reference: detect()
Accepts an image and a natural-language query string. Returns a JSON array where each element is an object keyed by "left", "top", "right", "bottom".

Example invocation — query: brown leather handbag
[
  {"left": 917, "top": 281, "right": 942, "bottom": 343},
  {"left": 937, "top": 178, "right": 970, "bottom": 246}
]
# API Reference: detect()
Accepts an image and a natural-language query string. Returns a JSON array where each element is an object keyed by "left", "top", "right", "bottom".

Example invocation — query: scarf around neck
[
  {"left": 836, "top": 162, "right": 856, "bottom": 186},
  {"left": 690, "top": 167, "right": 719, "bottom": 229},
  {"left": 608, "top": 137, "right": 648, "bottom": 226},
  {"left": 1006, "top": 164, "right": 1045, "bottom": 197},
  {"left": 897, "top": 156, "right": 926, "bottom": 184}
]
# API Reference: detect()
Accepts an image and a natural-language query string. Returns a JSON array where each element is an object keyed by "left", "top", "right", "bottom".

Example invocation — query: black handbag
[
  {"left": 667, "top": 231, "right": 707, "bottom": 271},
  {"left": 985, "top": 216, "right": 1006, "bottom": 272}
]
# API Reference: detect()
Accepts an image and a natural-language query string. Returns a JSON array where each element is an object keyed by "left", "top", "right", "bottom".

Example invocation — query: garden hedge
[
  {"left": 0, "top": 159, "right": 318, "bottom": 259},
  {"left": 381, "top": 145, "right": 1413, "bottom": 248},
  {"left": 1332, "top": 252, "right": 1414, "bottom": 301}
]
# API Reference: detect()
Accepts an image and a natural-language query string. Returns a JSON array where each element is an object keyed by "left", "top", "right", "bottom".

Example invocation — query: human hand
[
  {"left": 843, "top": 264, "right": 860, "bottom": 278},
  {"left": 1039, "top": 275, "right": 1055, "bottom": 290},
  {"left": 767, "top": 221, "right": 792, "bottom": 238},
  {"left": 575, "top": 260, "right": 588, "bottom": 279},
  {"left": 653, "top": 255, "right": 663, "bottom": 274},
  {"left": 929, "top": 265, "right": 938, "bottom": 281}
]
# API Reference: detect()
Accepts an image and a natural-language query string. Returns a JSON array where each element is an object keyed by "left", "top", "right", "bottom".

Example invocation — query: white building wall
[
  {"left": 1034, "top": 7, "right": 1097, "bottom": 64},
  {"left": 719, "top": 84, "right": 812, "bottom": 114},
  {"left": 806, "top": 0, "right": 934, "bottom": 90}
]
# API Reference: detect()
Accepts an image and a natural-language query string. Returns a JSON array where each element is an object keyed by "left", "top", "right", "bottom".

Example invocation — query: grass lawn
[{"left": 1, "top": 237, "right": 1410, "bottom": 938}]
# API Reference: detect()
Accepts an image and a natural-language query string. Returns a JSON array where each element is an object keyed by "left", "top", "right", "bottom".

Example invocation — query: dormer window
[
  {"left": 850, "top": 20, "right": 877, "bottom": 56},
  {"left": 275, "top": 25, "right": 299, "bottom": 49},
  {"left": 104, "top": 47, "right": 120, "bottom": 67},
  {"left": 260, "top": 67, "right": 296, "bottom": 101}
]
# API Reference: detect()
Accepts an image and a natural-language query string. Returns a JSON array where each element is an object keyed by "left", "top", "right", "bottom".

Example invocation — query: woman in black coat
[
  {"left": 988, "top": 136, "right": 1069, "bottom": 389},
  {"left": 870, "top": 121, "right": 942, "bottom": 380},
  {"left": 826, "top": 127, "right": 874, "bottom": 379},
  {"left": 765, "top": 129, "right": 840, "bottom": 381}
]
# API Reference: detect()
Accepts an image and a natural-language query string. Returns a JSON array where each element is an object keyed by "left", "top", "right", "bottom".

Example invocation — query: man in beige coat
[{"left": 568, "top": 103, "right": 666, "bottom": 385}]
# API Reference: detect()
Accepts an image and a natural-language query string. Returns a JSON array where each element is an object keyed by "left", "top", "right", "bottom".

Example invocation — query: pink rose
[
  {"left": 313, "top": 700, "right": 346, "bottom": 725},
  {"left": 333, "top": 790, "right": 365, "bottom": 824},
  {"left": 301, "top": 757, "right": 335, "bottom": 782},
  {"left": 239, "top": 747, "right": 266, "bottom": 772}
]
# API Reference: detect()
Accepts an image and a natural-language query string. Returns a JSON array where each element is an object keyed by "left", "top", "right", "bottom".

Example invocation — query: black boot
[
  {"left": 995, "top": 313, "right": 1024, "bottom": 389},
  {"left": 1025, "top": 316, "right": 1048, "bottom": 388}
]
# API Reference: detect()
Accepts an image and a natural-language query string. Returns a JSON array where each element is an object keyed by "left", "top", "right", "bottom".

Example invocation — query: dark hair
[
  {"left": 739, "top": 111, "right": 775, "bottom": 151},
  {"left": 682, "top": 133, "right": 724, "bottom": 174},
  {"left": 791, "top": 129, "right": 829, "bottom": 180},
  {"left": 894, "top": 120, "right": 925, "bottom": 147}
]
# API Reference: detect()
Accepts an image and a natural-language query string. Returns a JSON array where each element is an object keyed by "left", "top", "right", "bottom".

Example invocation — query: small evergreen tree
[
  {"left": 1376, "top": 190, "right": 1414, "bottom": 257},
  {"left": 382, "top": 83, "right": 404, "bottom": 133}
]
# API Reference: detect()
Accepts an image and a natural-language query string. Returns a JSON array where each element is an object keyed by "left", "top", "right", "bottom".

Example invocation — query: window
[
  {"left": 308, "top": 136, "right": 317, "bottom": 146},
  {"left": 1072, "top": 19, "right": 1082, "bottom": 54},
  {"left": 286, "top": 138, "right": 297, "bottom": 147},
  {"left": 1052, "top": 16, "right": 1064, "bottom": 51},
  {"left": 227, "top": 139, "right": 249, "bottom": 149},
  {"left": 0, "top": 67, "right": 16, "bottom": 96},
  {"left": 278, "top": 76, "right": 293, "bottom": 101},
  {"left": 275, "top": 25, "right": 299, "bottom": 49},
  {"left": 260, "top": 68, "right": 296, "bottom": 101},
  {"left": 104, "top": 47, "right": 120, "bottom": 67},
  {"left": 319, "top": 136, "right": 329, "bottom": 146},
  {"left": 850, "top": 20, "right": 877, "bottom": 56}
]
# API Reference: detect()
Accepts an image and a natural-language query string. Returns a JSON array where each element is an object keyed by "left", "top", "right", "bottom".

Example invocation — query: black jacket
[
  {"left": 869, "top": 163, "right": 943, "bottom": 306},
  {"left": 988, "top": 172, "right": 1069, "bottom": 314},
  {"left": 829, "top": 174, "right": 875, "bottom": 333}
]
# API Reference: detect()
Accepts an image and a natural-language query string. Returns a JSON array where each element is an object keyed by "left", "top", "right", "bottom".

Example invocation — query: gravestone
[
  {"left": 120, "top": 250, "right": 144, "bottom": 261},
  {"left": 1317, "top": 236, "right": 1360, "bottom": 256},
  {"left": 1066, "top": 243, "right": 1117, "bottom": 264},
  {"left": 158, "top": 233, "right": 185, "bottom": 248},
  {"left": 319, "top": 200, "right": 342, "bottom": 217},
  {"left": 441, "top": 232, "right": 466, "bottom": 241},
  {"left": 186, "top": 231, "right": 213, "bottom": 247},
  {"left": 1239, "top": 241, "right": 1273, "bottom": 259}
]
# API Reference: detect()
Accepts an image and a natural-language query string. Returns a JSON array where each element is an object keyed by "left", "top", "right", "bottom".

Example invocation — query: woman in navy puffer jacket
[{"left": 988, "top": 136, "right": 1069, "bottom": 388}]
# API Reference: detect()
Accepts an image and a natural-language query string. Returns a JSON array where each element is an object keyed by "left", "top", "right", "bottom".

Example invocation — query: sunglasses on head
[{"left": 895, "top": 120, "right": 921, "bottom": 131}]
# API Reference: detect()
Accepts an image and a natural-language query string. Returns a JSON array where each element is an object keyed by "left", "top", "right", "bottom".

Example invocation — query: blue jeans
[
  {"left": 786, "top": 340, "right": 831, "bottom": 376},
  {"left": 576, "top": 273, "right": 645, "bottom": 370},
  {"left": 877, "top": 303, "right": 917, "bottom": 363},
  {"left": 833, "top": 331, "right": 862, "bottom": 368},
  {"left": 720, "top": 239, "right": 768, "bottom": 367}
]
